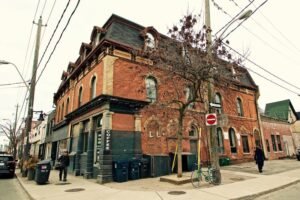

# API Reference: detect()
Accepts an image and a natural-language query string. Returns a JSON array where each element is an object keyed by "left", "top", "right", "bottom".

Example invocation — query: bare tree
[
  {"left": 141, "top": 14, "right": 236, "bottom": 178},
  {"left": 0, "top": 120, "right": 18, "bottom": 159}
]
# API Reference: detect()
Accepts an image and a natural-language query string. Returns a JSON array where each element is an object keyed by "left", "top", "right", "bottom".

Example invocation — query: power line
[
  {"left": 36, "top": 0, "right": 81, "bottom": 83},
  {"left": 0, "top": 81, "right": 30, "bottom": 87},
  {"left": 37, "top": 0, "right": 71, "bottom": 72},
  {"left": 223, "top": 42, "right": 300, "bottom": 94},
  {"left": 41, "top": 0, "right": 57, "bottom": 42},
  {"left": 40, "top": 0, "right": 48, "bottom": 17}
]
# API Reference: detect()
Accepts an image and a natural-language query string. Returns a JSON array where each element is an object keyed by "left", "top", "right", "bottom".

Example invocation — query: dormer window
[{"left": 145, "top": 33, "right": 155, "bottom": 49}]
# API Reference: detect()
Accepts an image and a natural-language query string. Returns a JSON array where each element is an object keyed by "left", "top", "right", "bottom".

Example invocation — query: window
[
  {"left": 57, "top": 106, "right": 60, "bottom": 122},
  {"left": 61, "top": 103, "right": 64, "bottom": 120},
  {"left": 276, "top": 135, "right": 282, "bottom": 151},
  {"left": 217, "top": 128, "right": 224, "bottom": 154},
  {"left": 145, "top": 33, "right": 155, "bottom": 49},
  {"left": 90, "top": 76, "right": 96, "bottom": 100},
  {"left": 271, "top": 135, "right": 277, "bottom": 151},
  {"left": 83, "top": 121, "right": 89, "bottom": 152},
  {"left": 146, "top": 77, "right": 157, "bottom": 102},
  {"left": 229, "top": 128, "right": 237, "bottom": 153},
  {"left": 266, "top": 139, "right": 270, "bottom": 152},
  {"left": 66, "top": 98, "right": 69, "bottom": 114},
  {"left": 189, "top": 125, "right": 198, "bottom": 137},
  {"left": 215, "top": 93, "right": 222, "bottom": 114},
  {"left": 241, "top": 135, "right": 250, "bottom": 153},
  {"left": 237, "top": 98, "right": 244, "bottom": 116},
  {"left": 185, "top": 86, "right": 195, "bottom": 109},
  {"left": 78, "top": 87, "right": 83, "bottom": 107}
]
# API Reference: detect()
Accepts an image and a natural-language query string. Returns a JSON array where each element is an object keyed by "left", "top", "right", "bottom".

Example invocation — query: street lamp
[{"left": 0, "top": 60, "right": 30, "bottom": 91}]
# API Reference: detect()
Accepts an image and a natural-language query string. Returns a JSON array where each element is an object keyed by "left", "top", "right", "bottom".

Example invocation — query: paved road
[
  {"left": 254, "top": 182, "right": 300, "bottom": 200},
  {"left": 0, "top": 175, "right": 30, "bottom": 200}
]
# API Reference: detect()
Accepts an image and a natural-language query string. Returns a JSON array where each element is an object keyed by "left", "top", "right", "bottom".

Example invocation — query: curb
[
  {"left": 231, "top": 179, "right": 300, "bottom": 200},
  {"left": 15, "top": 173, "right": 36, "bottom": 200}
]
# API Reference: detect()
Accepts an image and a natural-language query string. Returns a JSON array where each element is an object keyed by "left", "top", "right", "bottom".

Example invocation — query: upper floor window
[
  {"left": 61, "top": 103, "right": 64, "bottom": 120},
  {"left": 145, "top": 33, "right": 156, "bottom": 49},
  {"left": 90, "top": 76, "right": 96, "bottom": 100},
  {"left": 146, "top": 77, "right": 157, "bottom": 102},
  {"left": 215, "top": 93, "right": 222, "bottom": 114},
  {"left": 185, "top": 86, "right": 195, "bottom": 109},
  {"left": 237, "top": 97, "right": 244, "bottom": 116},
  {"left": 78, "top": 87, "right": 83, "bottom": 107},
  {"left": 66, "top": 98, "right": 69, "bottom": 114}
]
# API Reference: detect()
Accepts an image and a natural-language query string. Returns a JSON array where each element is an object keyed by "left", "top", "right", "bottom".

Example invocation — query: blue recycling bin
[{"left": 129, "top": 159, "right": 140, "bottom": 180}]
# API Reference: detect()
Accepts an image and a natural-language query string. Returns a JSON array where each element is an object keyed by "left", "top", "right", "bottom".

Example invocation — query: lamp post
[
  {"left": 0, "top": 60, "right": 30, "bottom": 91},
  {"left": 205, "top": 0, "right": 253, "bottom": 185}
]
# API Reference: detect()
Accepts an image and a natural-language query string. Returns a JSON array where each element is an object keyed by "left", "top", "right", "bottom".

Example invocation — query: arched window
[
  {"left": 217, "top": 128, "right": 224, "bottom": 154},
  {"left": 66, "top": 98, "right": 69, "bottom": 114},
  {"left": 229, "top": 128, "right": 237, "bottom": 153},
  {"left": 78, "top": 87, "right": 83, "bottom": 107},
  {"left": 237, "top": 97, "right": 244, "bottom": 116},
  {"left": 215, "top": 93, "right": 222, "bottom": 114},
  {"left": 145, "top": 33, "right": 155, "bottom": 49},
  {"left": 145, "top": 77, "right": 157, "bottom": 102},
  {"left": 61, "top": 103, "right": 64, "bottom": 120},
  {"left": 185, "top": 86, "right": 195, "bottom": 109},
  {"left": 90, "top": 76, "right": 96, "bottom": 100},
  {"left": 189, "top": 125, "right": 198, "bottom": 137}
]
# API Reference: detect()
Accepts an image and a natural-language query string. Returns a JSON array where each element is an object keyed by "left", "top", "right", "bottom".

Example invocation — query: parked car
[
  {"left": 296, "top": 147, "right": 300, "bottom": 161},
  {"left": 0, "top": 152, "right": 16, "bottom": 178}
]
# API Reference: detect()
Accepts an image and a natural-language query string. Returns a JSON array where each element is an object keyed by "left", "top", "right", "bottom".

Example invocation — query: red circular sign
[{"left": 206, "top": 114, "right": 217, "bottom": 125}]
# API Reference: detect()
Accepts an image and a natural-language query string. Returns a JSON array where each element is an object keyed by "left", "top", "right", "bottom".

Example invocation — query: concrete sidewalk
[{"left": 16, "top": 160, "right": 300, "bottom": 200}]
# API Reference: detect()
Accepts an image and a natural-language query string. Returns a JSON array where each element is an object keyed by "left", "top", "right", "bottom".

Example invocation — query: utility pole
[
  {"left": 13, "top": 104, "right": 19, "bottom": 159},
  {"left": 205, "top": 0, "right": 221, "bottom": 184},
  {"left": 23, "top": 16, "right": 44, "bottom": 160}
]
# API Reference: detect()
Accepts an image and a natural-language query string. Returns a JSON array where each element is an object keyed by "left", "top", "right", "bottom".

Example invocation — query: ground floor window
[
  {"left": 241, "top": 135, "right": 250, "bottom": 153},
  {"left": 229, "top": 128, "right": 237, "bottom": 153},
  {"left": 217, "top": 128, "right": 224, "bottom": 154},
  {"left": 271, "top": 135, "right": 277, "bottom": 151},
  {"left": 266, "top": 139, "right": 270, "bottom": 152},
  {"left": 276, "top": 135, "right": 282, "bottom": 151}
]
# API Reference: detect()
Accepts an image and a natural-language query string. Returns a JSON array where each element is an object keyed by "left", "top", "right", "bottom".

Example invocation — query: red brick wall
[{"left": 112, "top": 113, "right": 134, "bottom": 131}]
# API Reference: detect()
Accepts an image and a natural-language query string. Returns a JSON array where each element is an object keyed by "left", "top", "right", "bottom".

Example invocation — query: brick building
[{"left": 53, "top": 14, "right": 261, "bottom": 182}]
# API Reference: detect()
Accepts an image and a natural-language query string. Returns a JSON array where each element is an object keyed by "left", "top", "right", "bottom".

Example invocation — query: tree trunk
[{"left": 177, "top": 112, "right": 184, "bottom": 178}]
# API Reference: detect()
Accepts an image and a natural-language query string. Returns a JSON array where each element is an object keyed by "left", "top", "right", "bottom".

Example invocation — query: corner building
[{"left": 53, "top": 14, "right": 261, "bottom": 183}]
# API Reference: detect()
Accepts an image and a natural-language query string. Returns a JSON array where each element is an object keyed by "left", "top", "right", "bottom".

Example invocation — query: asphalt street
[
  {"left": 0, "top": 175, "right": 30, "bottom": 200},
  {"left": 254, "top": 182, "right": 300, "bottom": 200}
]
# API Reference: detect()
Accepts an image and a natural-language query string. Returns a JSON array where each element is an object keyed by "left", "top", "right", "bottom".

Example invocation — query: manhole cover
[
  {"left": 65, "top": 188, "right": 85, "bottom": 192},
  {"left": 168, "top": 191, "right": 186, "bottom": 195},
  {"left": 230, "top": 177, "right": 245, "bottom": 181}
]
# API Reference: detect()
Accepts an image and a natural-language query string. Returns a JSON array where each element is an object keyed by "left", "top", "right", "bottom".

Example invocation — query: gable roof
[{"left": 265, "top": 99, "right": 298, "bottom": 121}]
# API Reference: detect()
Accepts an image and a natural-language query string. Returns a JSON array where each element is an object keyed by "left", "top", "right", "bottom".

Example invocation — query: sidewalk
[{"left": 16, "top": 160, "right": 300, "bottom": 200}]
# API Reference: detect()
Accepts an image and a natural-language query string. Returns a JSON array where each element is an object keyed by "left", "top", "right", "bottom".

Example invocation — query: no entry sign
[{"left": 206, "top": 113, "right": 217, "bottom": 126}]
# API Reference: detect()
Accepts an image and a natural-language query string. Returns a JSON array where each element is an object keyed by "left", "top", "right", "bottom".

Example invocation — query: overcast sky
[{"left": 0, "top": 0, "right": 299, "bottom": 124}]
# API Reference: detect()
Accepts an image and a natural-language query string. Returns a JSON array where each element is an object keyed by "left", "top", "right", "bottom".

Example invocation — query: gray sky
[{"left": 0, "top": 0, "right": 299, "bottom": 124}]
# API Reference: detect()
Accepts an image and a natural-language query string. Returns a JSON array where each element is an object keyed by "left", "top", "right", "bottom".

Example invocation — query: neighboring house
[
  {"left": 263, "top": 99, "right": 299, "bottom": 159},
  {"left": 0, "top": 135, "right": 9, "bottom": 152},
  {"left": 43, "top": 110, "right": 55, "bottom": 162},
  {"left": 53, "top": 14, "right": 261, "bottom": 182},
  {"left": 29, "top": 121, "right": 42, "bottom": 158}
]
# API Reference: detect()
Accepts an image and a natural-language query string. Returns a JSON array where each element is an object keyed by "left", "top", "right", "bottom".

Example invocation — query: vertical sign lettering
[{"left": 104, "top": 129, "right": 111, "bottom": 152}]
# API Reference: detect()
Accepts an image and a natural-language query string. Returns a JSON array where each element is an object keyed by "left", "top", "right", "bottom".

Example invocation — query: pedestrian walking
[
  {"left": 58, "top": 150, "right": 70, "bottom": 181},
  {"left": 254, "top": 145, "right": 265, "bottom": 173}
]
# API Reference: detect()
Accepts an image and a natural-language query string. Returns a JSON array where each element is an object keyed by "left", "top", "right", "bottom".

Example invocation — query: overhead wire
[
  {"left": 223, "top": 42, "right": 300, "bottom": 95},
  {"left": 0, "top": 81, "right": 30, "bottom": 87},
  {"left": 41, "top": 0, "right": 57, "bottom": 42},
  {"left": 36, "top": 0, "right": 81, "bottom": 83}
]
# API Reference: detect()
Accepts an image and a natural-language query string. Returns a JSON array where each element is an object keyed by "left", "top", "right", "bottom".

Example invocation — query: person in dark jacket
[
  {"left": 58, "top": 150, "right": 70, "bottom": 181},
  {"left": 254, "top": 145, "right": 265, "bottom": 173}
]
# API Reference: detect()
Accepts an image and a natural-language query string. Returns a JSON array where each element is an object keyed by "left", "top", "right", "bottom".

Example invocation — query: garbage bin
[
  {"left": 113, "top": 160, "right": 128, "bottom": 182},
  {"left": 35, "top": 160, "right": 51, "bottom": 184},
  {"left": 140, "top": 158, "right": 150, "bottom": 178},
  {"left": 129, "top": 159, "right": 140, "bottom": 180}
]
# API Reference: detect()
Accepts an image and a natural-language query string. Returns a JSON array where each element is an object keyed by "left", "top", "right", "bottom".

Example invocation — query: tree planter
[
  {"left": 27, "top": 168, "right": 36, "bottom": 180},
  {"left": 22, "top": 169, "right": 28, "bottom": 177}
]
